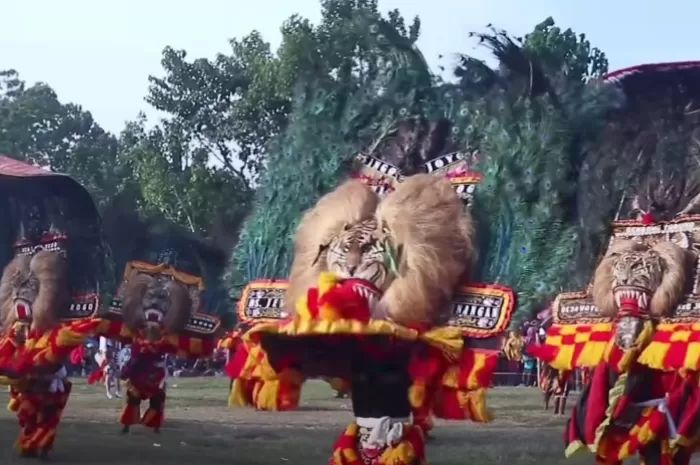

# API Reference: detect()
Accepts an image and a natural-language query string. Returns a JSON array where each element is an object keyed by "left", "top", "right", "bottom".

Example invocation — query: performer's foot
[
  {"left": 154, "top": 427, "right": 160, "bottom": 434},
  {"left": 121, "top": 425, "right": 130, "bottom": 434},
  {"left": 115, "top": 392, "right": 122, "bottom": 399},
  {"left": 19, "top": 449, "right": 37, "bottom": 458},
  {"left": 39, "top": 450, "right": 51, "bottom": 461},
  {"left": 106, "top": 392, "right": 113, "bottom": 399}
]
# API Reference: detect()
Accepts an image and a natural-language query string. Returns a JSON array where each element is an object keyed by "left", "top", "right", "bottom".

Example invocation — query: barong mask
[
  {"left": 121, "top": 264, "right": 197, "bottom": 342},
  {"left": 592, "top": 239, "right": 691, "bottom": 349},
  {"left": 0, "top": 230, "right": 69, "bottom": 340},
  {"left": 287, "top": 174, "right": 474, "bottom": 326}
]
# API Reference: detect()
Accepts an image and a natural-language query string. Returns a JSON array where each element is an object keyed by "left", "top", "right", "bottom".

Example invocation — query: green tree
[
  {"left": 225, "top": 1, "right": 432, "bottom": 299},
  {"left": 146, "top": 0, "right": 423, "bottom": 187},
  {"left": 118, "top": 114, "right": 252, "bottom": 241},
  {"left": 0, "top": 69, "right": 125, "bottom": 208},
  {"left": 452, "top": 20, "right": 620, "bottom": 325}
]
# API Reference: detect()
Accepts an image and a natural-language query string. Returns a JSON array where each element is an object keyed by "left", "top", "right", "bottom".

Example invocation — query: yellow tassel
[
  {"left": 638, "top": 341, "right": 671, "bottom": 369},
  {"left": 466, "top": 353, "right": 487, "bottom": 390},
  {"left": 319, "top": 303, "right": 341, "bottom": 321},
  {"left": 552, "top": 344, "right": 575, "bottom": 371},
  {"left": 318, "top": 272, "right": 340, "bottom": 294},
  {"left": 564, "top": 440, "right": 585, "bottom": 458},
  {"left": 229, "top": 379, "right": 249, "bottom": 407},
  {"left": 408, "top": 383, "right": 426, "bottom": 408},
  {"left": 255, "top": 380, "right": 281, "bottom": 411},
  {"left": 684, "top": 342, "right": 700, "bottom": 370},
  {"left": 577, "top": 341, "right": 607, "bottom": 367},
  {"left": 381, "top": 440, "right": 416, "bottom": 465},
  {"left": 295, "top": 295, "right": 311, "bottom": 320},
  {"left": 419, "top": 327, "right": 463, "bottom": 360},
  {"left": 458, "top": 388, "right": 493, "bottom": 422}
]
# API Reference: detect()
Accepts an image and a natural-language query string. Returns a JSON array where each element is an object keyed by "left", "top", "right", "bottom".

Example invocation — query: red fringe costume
[
  {"left": 94, "top": 255, "right": 221, "bottom": 433},
  {"left": 532, "top": 320, "right": 700, "bottom": 465},
  {"left": 95, "top": 315, "right": 218, "bottom": 432},
  {"left": 0, "top": 318, "right": 102, "bottom": 457},
  {"left": 230, "top": 273, "right": 498, "bottom": 465},
  {"left": 0, "top": 155, "right": 115, "bottom": 459},
  {"left": 530, "top": 215, "right": 700, "bottom": 465}
]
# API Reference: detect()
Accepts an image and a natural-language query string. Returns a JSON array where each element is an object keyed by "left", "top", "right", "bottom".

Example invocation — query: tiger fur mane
[
  {"left": 0, "top": 251, "right": 68, "bottom": 335},
  {"left": 286, "top": 174, "right": 474, "bottom": 325}
]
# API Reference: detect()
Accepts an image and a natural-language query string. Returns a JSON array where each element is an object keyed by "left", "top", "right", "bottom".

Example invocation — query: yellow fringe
[{"left": 419, "top": 326, "right": 463, "bottom": 361}]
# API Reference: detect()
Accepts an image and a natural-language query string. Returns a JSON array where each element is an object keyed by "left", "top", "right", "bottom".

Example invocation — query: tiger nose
[{"left": 348, "top": 266, "right": 357, "bottom": 276}]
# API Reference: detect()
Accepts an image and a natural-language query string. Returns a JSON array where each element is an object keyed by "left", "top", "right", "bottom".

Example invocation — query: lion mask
[
  {"left": 120, "top": 272, "right": 195, "bottom": 342},
  {"left": 0, "top": 250, "right": 69, "bottom": 337},
  {"left": 592, "top": 239, "right": 693, "bottom": 348}
]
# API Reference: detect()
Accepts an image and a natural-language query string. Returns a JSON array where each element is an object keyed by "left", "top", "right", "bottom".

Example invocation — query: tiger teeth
[
  {"left": 638, "top": 293, "right": 648, "bottom": 308},
  {"left": 354, "top": 285, "right": 368, "bottom": 299},
  {"left": 614, "top": 289, "right": 649, "bottom": 308},
  {"left": 353, "top": 284, "right": 378, "bottom": 311}
]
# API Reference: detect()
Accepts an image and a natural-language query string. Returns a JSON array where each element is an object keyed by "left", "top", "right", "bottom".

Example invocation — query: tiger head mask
[
  {"left": 287, "top": 174, "right": 474, "bottom": 326},
  {"left": 0, "top": 250, "right": 68, "bottom": 339},
  {"left": 120, "top": 268, "right": 196, "bottom": 342},
  {"left": 592, "top": 239, "right": 692, "bottom": 349}
]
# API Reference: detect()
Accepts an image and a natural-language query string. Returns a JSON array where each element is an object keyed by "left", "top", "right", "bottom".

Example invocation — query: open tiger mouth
[
  {"left": 14, "top": 299, "right": 32, "bottom": 321},
  {"left": 349, "top": 280, "right": 382, "bottom": 312},
  {"left": 144, "top": 308, "right": 164, "bottom": 323},
  {"left": 613, "top": 285, "right": 650, "bottom": 311}
]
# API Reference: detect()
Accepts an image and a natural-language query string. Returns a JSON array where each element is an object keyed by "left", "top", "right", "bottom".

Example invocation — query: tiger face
[
  {"left": 325, "top": 219, "right": 389, "bottom": 290},
  {"left": 592, "top": 239, "right": 689, "bottom": 349}
]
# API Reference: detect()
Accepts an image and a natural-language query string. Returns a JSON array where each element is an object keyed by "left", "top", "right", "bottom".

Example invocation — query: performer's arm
[
  {"left": 0, "top": 333, "right": 18, "bottom": 358},
  {"left": 93, "top": 318, "right": 134, "bottom": 345},
  {"left": 164, "top": 334, "right": 216, "bottom": 359}
]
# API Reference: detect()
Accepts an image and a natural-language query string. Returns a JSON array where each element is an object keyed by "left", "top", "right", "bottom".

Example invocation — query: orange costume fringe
[
  {"left": 96, "top": 319, "right": 215, "bottom": 432},
  {"left": 0, "top": 319, "right": 101, "bottom": 457},
  {"left": 230, "top": 273, "right": 498, "bottom": 464}
]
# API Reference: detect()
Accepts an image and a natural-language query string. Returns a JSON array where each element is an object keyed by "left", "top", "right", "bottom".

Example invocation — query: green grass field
[{"left": 0, "top": 378, "right": 644, "bottom": 465}]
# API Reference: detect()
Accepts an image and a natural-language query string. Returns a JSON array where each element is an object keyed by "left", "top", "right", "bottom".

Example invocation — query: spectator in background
[{"left": 520, "top": 322, "right": 538, "bottom": 387}]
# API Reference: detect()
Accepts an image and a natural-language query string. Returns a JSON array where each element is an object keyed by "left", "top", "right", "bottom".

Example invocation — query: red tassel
[
  {"left": 141, "top": 407, "right": 164, "bottom": 429},
  {"left": 119, "top": 402, "right": 141, "bottom": 426}
]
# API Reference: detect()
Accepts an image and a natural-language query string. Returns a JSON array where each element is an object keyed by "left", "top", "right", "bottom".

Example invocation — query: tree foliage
[
  {"left": 8, "top": 6, "right": 673, "bottom": 328},
  {"left": 225, "top": 0, "right": 433, "bottom": 300},
  {"left": 0, "top": 70, "right": 124, "bottom": 208},
  {"left": 118, "top": 114, "right": 251, "bottom": 241}
]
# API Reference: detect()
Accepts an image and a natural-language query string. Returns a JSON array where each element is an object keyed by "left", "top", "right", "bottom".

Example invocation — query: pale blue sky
[{"left": 1, "top": 0, "right": 696, "bottom": 134}]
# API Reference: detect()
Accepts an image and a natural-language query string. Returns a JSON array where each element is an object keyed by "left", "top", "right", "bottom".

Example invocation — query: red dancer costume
[
  {"left": 531, "top": 213, "right": 700, "bottom": 465},
  {"left": 96, "top": 230, "right": 221, "bottom": 433},
  {"left": 230, "top": 175, "right": 512, "bottom": 464},
  {"left": 0, "top": 157, "right": 107, "bottom": 459}
]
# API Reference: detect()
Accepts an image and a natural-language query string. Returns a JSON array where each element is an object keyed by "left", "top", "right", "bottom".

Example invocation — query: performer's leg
[
  {"left": 24, "top": 382, "right": 72, "bottom": 460},
  {"left": 559, "top": 394, "right": 568, "bottom": 415},
  {"left": 119, "top": 385, "right": 142, "bottom": 433},
  {"left": 673, "top": 449, "right": 691, "bottom": 465},
  {"left": 114, "top": 378, "right": 122, "bottom": 398},
  {"left": 16, "top": 394, "right": 39, "bottom": 458},
  {"left": 104, "top": 374, "right": 113, "bottom": 399},
  {"left": 639, "top": 440, "right": 672, "bottom": 465},
  {"left": 141, "top": 388, "right": 166, "bottom": 433}
]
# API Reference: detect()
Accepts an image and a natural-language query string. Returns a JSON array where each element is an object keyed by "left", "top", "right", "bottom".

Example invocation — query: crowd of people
[{"left": 69, "top": 338, "right": 228, "bottom": 381}]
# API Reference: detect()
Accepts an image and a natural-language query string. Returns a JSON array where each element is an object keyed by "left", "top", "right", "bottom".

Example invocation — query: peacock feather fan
[
  {"left": 225, "top": 11, "right": 437, "bottom": 304},
  {"left": 451, "top": 25, "right": 620, "bottom": 327}
]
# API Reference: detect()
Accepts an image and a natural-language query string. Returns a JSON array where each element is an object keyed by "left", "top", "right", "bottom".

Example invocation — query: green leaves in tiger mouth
[{"left": 382, "top": 238, "right": 402, "bottom": 278}]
